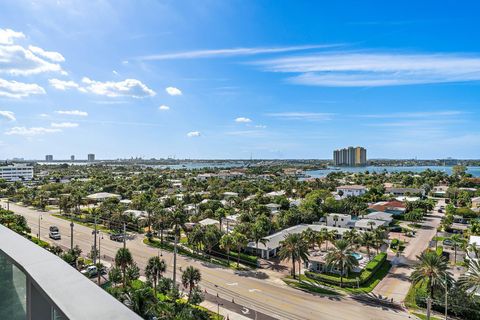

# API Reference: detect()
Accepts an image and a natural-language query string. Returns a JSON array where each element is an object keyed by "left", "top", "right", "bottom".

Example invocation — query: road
[
  {"left": 373, "top": 199, "right": 445, "bottom": 303},
  {"left": 2, "top": 200, "right": 415, "bottom": 320}
]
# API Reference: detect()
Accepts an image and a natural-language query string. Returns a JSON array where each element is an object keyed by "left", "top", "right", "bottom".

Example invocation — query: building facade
[
  {"left": 0, "top": 164, "right": 34, "bottom": 181},
  {"left": 45, "top": 155, "right": 53, "bottom": 162},
  {"left": 87, "top": 154, "right": 95, "bottom": 162},
  {"left": 333, "top": 146, "right": 367, "bottom": 166}
]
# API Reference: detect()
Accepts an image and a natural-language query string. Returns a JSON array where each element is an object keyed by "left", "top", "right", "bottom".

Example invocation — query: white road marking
[
  {"left": 226, "top": 282, "right": 238, "bottom": 286},
  {"left": 241, "top": 307, "right": 250, "bottom": 314},
  {"left": 248, "top": 288, "right": 261, "bottom": 293}
]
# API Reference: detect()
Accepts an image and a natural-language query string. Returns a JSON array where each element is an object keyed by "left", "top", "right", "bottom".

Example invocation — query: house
[
  {"left": 265, "top": 190, "right": 286, "bottom": 197},
  {"left": 326, "top": 213, "right": 353, "bottom": 228},
  {"left": 368, "top": 200, "right": 405, "bottom": 215},
  {"left": 432, "top": 185, "right": 448, "bottom": 197},
  {"left": 223, "top": 192, "right": 239, "bottom": 199},
  {"left": 308, "top": 251, "right": 364, "bottom": 275},
  {"left": 198, "top": 218, "right": 220, "bottom": 228},
  {"left": 123, "top": 210, "right": 146, "bottom": 219},
  {"left": 472, "top": 197, "right": 480, "bottom": 209},
  {"left": 336, "top": 185, "right": 367, "bottom": 198},
  {"left": 365, "top": 212, "right": 393, "bottom": 224},
  {"left": 266, "top": 203, "right": 281, "bottom": 215},
  {"left": 223, "top": 214, "right": 240, "bottom": 232},
  {"left": 184, "top": 204, "right": 197, "bottom": 215},
  {"left": 246, "top": 224, "right": 351, "bottom": 259},
  {"left": 386, "top": 187, "right": 425, "bottom": 197},
  {"left": 395, "top": 196, "right": 421, "bottom": 202},
  {"left": 354, "top": 219, "right": 388, "bottom": 231},
  {"left": 467, "top": 235, "right": 480, "bottom": 262},
  {"left": 86, "top": 192, "right": 121, "bottom": 202}
]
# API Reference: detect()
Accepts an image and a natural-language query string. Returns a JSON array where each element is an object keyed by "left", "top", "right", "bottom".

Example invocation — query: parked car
[
  {"left": 49, "top": 229, "right": 61, "bottom": 240},
  {"left": 49, "top": 226, "right": 59, "bottom": 233},
  {"left": 438, "top": 209, "right": 443, "bottom": 213},
  {"left": 81, "top": 265, "right": 106, "bottom": 278},
  {"left": 389, "top": 226, "right": 402, "bottom": 232},
  {"left": 443, "top": 239, "right": 453, "bottom": 246},
  {"left": 110, "top": 233, "right": 125, "bottom": 242}
]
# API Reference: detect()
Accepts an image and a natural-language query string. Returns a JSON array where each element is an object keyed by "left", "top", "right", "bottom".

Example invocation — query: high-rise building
[
  {"left": 45, "top": 155, "right": 53, "bottom": 162},
  {"left": 87, "top": 154, "right": 95, "bottom": 162},
  {"left": 0, "top": 163, "right": 34, "bottom": 181},
  {"left": 70, "top": 155, "right": 75, "bottom": 161},
  {"left": 333, "top": 146, "right": 367, "bottom": 166}
]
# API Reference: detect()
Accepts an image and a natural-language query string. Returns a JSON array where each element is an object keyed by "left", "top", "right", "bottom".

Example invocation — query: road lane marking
[
  {"left": 248, "top": 288, "right": 261, "bottom": 293},
  {"left": 226, "top": 282, "right": 238, "bottom": 286}
]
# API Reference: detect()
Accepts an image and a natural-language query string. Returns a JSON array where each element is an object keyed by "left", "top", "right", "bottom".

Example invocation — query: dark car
[
  {"left": 389, "top": 226, "right": 402, "bottom": 232},
  {"left": 49, "top": 226, "right": 59, "bottom": 233},
  {"left": 443, "top": 239, "right": 454, "bottom": 246},
  {"left": 110, "top": 233, "right": 125, "bottom": 242}
]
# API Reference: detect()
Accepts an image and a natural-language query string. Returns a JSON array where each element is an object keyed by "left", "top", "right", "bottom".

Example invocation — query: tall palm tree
[
  {"left": 181, "top": 266, "right": 201, "bottom": 302},
  {"left": 170, "top": 209, "right": 187, "bottom": 285},
  {"left": 220, "top": 233, "right": 235, "bottom": 264},
  {"left": 325, "top": 239, "right": 359, "bottom": 287},
  {"left": 360, "top": 231, "right": 375, "bottom": 258},
  {"left": 316, "top": 230, "right": 327, "bottom": 252},
  {"left": 115, "top": 247, "right": 133, "bottom": 287},
  {"left": 301, "top": 228, "right": 317, "bottom": 250},
  {"left": 278, "top": 233, "right": 309, "bottom": 279},
  {"left": 326, "top": 229, "right": 338, "bottom": 251},
  {"left": 458, "top": 259, "right": 480, "bottom": 294},
  {"left": 373, "top": 228, "right": 388, "bottom": 254},
  {"left": 450, "top": 234, "right": 465, "bottom": 264},
  {"left": 145, "top": 256, "right": 167, "bottom": 296},
  {"left": 232, "top": 232, "right": 248, "bottom": 267},
  {"left": 343, "top": 229, "right": 360, "bottom": 248},
  {"left": 410, "top": 251, "right": 452, "bottom": 301},
  {"left": 367, "top": 220, "right": 376, "bottom": 231},
  {"left": 153, "top": 207, "right": 170, "bottom": 245}
]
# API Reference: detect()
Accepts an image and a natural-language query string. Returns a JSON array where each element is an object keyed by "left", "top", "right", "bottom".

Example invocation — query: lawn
[
  {"left": 283, "top": 276, "right": 340, "bottom": 296},
  {"left": 412, "top": 312, "right": 441, "bottom": 320}
]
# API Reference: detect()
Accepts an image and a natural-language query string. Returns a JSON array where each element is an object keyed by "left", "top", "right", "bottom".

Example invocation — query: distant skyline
[{"left": 0, "top": 1, "right": 480, "bottom": 159}]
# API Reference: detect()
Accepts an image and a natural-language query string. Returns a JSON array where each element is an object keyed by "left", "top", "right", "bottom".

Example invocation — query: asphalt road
[{"left": 2, "top": 200, "right": 415, "bottom": 320}]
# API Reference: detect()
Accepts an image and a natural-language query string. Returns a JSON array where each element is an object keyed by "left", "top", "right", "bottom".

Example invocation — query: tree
[
  {"left": 450, "top": 234, "right": 465, "bottom": 264},
  {"left": 316, "top": 229, "right": 327, "bottom": 252},
  {"left": 325, "top": 239, "right": 359, "bottom": 287},
  {"left": 278, "top": 233, "right": 309, "bottom": 279},
  {"left": 202, "top": 225, "right": 222, "bottom": 258},
  {"left": 343, "top": 229, "right": 360, "bottom": 247},
  {"left": 411, "top": 251, "right": 452, "bottom": 302},
  {"left": 232, "top": 232, "right": 248, "bottom": 267},
  {"left": 458, "top": 259, "right": 480, "bottom": 295},
  {"left": 108, "top": 266, "right": 122, "bottom": 286},
  {"left": 219, "top": 233, "right": 235, "bottom": 264},
  {"left": 373, "top": 228, "right": 388, "bottom": 254},
  {"left": 145, "top": 256, "right": 167, "bottom": 296},
  {"left": 170, "top": 209, "right": 187, "bottom": 285},
  {"left": 115, "top": 247, "right": 133, "bottom": 287},
  {"left": 153, "top": 207, "right": 170, "bottom": 245},
  {"left": 360, "top": 231, "right": 375, "bottom": 258},
  {"left": 126, "top": 263, "right": 140, "bottom": 285},
  {"left": 124, "top": 284, "right": 157, "bottom": 318},
  {"left": 301, "top": 227, "right": 317, "bottom": 250},
  {"left": 181, "top": 266, "right": 201, "bottom": 303}
]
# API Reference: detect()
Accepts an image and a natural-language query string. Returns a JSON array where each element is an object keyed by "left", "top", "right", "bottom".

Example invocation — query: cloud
[
  {"left": 166, "top": 86, "right": 182, "bottom": 96},
  {"left": 51, "top": 122, "right": 79, "bottom": 128},
  {"left": 187, "top": 131, "right": 201, "bottom": 137},
  {"left": 81, "top": 77, "right": 155, "bottom": 98},
  {"left": 0, "top": 28, "right": 25, "bottom": 45},
  {"left": 0, "top": 78, "right": 46, "bottom": 98},
  {"left": 359, "top": 111, "right": 464, "bottom": 118},
  {"left": 140, "top": 45, "right": 339, "bottom": 60},
  {"left": 0, "top": 110, "right": 15, "bottom": 121},
  {"left": 55, "top": 110, "right": 88, "bottom": 116},
  {"left": 267, "top": 112, "right": 334, "bottom": 121},
  {"left": 5, "top": 126, "right": 61, "bottom": 136},
  {"left": 49, "top": 79, "right": 84, "bottom": 91},
  {"left": 0, "top": 28, "right": 65, "bottom": 75},
  {"left": 256, "top": 52, "right": 480, "bottom": 87},
  {"left": 28, "top": 45, "right": 65, "bottom": 62},
  {"left": 235, "top": 117, "right": 252, "bottom": 123},
  {"left": 159, "top": 105, "right": 170, "bottom": 111}
]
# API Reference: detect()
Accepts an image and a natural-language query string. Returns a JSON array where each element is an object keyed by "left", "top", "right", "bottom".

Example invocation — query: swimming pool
[{"left": 351, "top": 252, "right": 363, "bottom": 260}]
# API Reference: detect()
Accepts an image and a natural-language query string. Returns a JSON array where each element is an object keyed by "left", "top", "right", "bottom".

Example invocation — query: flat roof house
[
  {"left": 354, "top": 218, "right": 388, "bottom": 231},
  {"left": 326, "top": 213, "right": 353, "bottom": 228},
  {"left": 385, "top": 187, "right": 425, "bottom": 197},
  {"left": 365, "top": 212, "right": 393, "bottom": 224},
  {"left": 336, "top": 185, "right": 367, "bottom": 198},
  {"left": 86, "top": 192, "right": 121, "bottom": 202}
]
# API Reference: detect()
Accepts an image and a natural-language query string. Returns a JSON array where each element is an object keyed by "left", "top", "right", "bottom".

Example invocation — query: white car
[{"left": 49, "top": 231, "right": 61, "bottom": 240}]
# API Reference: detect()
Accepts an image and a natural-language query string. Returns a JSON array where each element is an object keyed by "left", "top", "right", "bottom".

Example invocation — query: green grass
[
  {"left": 405, "top": 281, "right": 427, "bottom": 309},
  {"left": 412, "top": 312, "right": 441, "bottom": 320},
  {"left": 283, "top": 276, "right": 340, "bottom": 296}
]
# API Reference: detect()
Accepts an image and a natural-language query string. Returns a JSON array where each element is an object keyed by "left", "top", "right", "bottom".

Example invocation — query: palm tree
[
  {"left": 325, "top": 239, "right": 359, "bottom": 287},
  {"left": 367, "top": 220, "right": 376, "bottom": 231},
  {"left": 115, "top": 247, "right": 133, "bottom": 287},
  {"left": 316, "top": 230, "right": 327, "bottom": 252},
  {"left": 326, "top": 229, "right": 338, "bottom": 251},
  {"left": 181, "top": 266, "right": 201, "bottom": 302},
  {"left": 220, "top": 233, "right": 235, "bottom": 264},
  {"left": 232, "top": 232, "right": 248, "bottom": 267},
  {"left": 450, "top": 234, "right": 465, "bottom": 264},
  {"left": 301, "top": 228, "right": 317, "bottom": 250},
  {"left": 458, "top": 259, "right": 480, "bottom": 294},
  {"left": 170, "top": 209, "right": 187, "bottom": 285},
  {"left": 187, "top": 225, "right": 204, "bottom": 255},
  {"left": 278, "top": 233, "right": 309, "bottom": 279},
  {"left": 124, "top": 285, "right": 157, "bottom": 318},
  {"left": 145, "top": 256, "right": 167, "bottom": 296},
  {"left": 360, "top": 231, "right": 375, "bottom": 258},
  {"left": 153, "top": 207, "right": 170, "bottom": 245},
  {"left": 343, "top": 229, "right": 360, "bottom": 247},
  {"left": 251, "top": 224, "right": 268, "bottom": 257},
  {"left": 410, "top": 251, "right": 452, "bottom": 302},
  {"left": 373, "top": 228, "right": 388, "bottom": 254}
]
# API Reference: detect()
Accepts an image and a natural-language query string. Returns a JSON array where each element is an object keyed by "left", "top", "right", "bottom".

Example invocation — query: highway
[{"left": 1, "top": 200, "right": 415, "bottom": 320}]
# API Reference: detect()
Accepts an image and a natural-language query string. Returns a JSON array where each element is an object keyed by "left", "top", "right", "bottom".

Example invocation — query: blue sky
[{"left": 0, "top": 0, "right": 479, "bottom": 160}]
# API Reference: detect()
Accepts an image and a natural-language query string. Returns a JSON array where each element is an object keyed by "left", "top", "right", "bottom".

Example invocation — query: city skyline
[{"left": 1, "top": 1, "right": 480, "bottom": 160}]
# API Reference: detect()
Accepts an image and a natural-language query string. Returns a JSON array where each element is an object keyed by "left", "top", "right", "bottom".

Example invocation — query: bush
[{"left": 365, "top": 252, "right": 387, "bottom": 271}]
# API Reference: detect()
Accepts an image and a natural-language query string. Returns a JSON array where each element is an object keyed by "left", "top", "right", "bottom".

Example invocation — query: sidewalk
[{"left": 201, "top": 300, "right": 251, "bottom": 320}]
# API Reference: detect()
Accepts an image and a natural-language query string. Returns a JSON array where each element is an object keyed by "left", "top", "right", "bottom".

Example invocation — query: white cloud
[
  {"left": 0, "top": 78, "right": 46, "bottom": 98},
  {"left": 28, "top": 45, "right": 65, "bottom": 62},
  {"left": 235, "top": 117, "right": 252, "bottom": 123},
  {"left": 81, "top": 77, "right": 156, "bottom": 98},
  {"left": 166, "top": 86, "right": 182, "bottom": 96},
  {"left": 140, "top": 45, "right": 339, "bottom": 60},
  {"left": 49, "top": 79, "right": 84, "bottom": 91},
  {"left": 39, "top": 113, "right": 49, "bottom": 118},
  {"left": 187, "top": 131, "right": 201, "bottom": 137},
  {"left": 51, "top": 122, "right": 79, "bottom": 128},
  {"left": 256, "top": 52, "right": 480, "bottom": 87},
  {"left": 267, "top": 112, "right": 334, "bottom": 121},
  {"left": 359, "top": 111, "right": 464, "bottom": 118},
  {"left": 0, "top": 110, "right": 15, "bottom": 121},
  {"left": 0, "top": 44, "right": 65, "bottom": 76},
  {"left": 0, "top": 28, "right": 25, "bottom": 45},
  {"left": 55, "top": 110, "right": 88, "bottom": 116},
  {"left": 5, "top": 126, "right": 61, "bottom": 136},
  {"left": 159, "top": 105, "right": 170, "bottom": 111}
]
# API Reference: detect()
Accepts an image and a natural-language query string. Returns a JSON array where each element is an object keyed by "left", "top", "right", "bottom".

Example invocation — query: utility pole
[
  {"left": 93, "top": 216, "right": 97, "bottom": 264},
  {"left": 38, "top": 214, "right": 42, "bottom": 239},
  {"left": 123, "top": 222, "right": 126, "bottom": 249},
  {"left": 427, "top": 297, "right": 432, "bottom": 320},
  {"left": 97, "top": 232, "right": 102, "bottom": 286},
  {"left": 444, "top": 274, "right": 448, "bottom": 320},
  {"left": 173, "top": 232, "right": 178, "bottom": 286},
  {"left": 70, "top": 212, "right": 74, "bottom": 251}
]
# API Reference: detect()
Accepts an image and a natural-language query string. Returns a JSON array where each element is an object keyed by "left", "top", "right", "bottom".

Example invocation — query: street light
[{"left": 38, "top": 213, "right": 42, "bottom": 239}]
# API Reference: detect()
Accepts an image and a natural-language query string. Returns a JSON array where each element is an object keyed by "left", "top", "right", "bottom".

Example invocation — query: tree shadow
[
  {"left": 234, "top": 270, "right": 270, "bottom": 280},
  {"left": 350, "top": 293, "right": 405, "bottom": 312}
]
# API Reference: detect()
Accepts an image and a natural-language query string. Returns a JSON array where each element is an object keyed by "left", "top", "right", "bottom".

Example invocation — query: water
[{"left": 305, "top": 166, "right": 480, "bottom": 178}]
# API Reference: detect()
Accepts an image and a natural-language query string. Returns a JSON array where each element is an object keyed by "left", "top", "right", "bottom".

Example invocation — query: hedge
[{"left": 305, "top": 252, "right": 387, "bottom": 288}]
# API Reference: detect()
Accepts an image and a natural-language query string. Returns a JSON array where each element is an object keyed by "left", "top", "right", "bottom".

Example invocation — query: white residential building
[
  {"left": 336, "top": 185, "right": 367, "bottom": 198},
  {"left": 472, "top": 197, "right": 480, "bottom": 209},
  {"left": 0, "top": 163, "right": 34, "bottom": 181},
  {"left": 365, "top": 211, "right": 394, "bottom": 224},
  {"left": 354, "top": 219, "right": 388, "bottom": 231},
  {"left": 326, "top": 213, "right": 353, "bottom": 228}
]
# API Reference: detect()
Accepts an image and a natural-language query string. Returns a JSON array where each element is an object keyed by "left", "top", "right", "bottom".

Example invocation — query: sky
[{"left": 0, "top": 0, "right": 480, "bottom": 160}]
